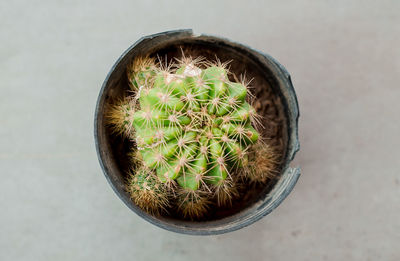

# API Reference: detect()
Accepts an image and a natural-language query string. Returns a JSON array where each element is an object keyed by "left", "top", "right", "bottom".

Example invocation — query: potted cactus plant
[{"left": 95, "top": 30, "right": 300, "bottom": 234}]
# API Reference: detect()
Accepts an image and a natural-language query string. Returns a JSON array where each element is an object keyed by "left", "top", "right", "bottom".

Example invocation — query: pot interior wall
[{"left": 97, "top": 35, "right": 288, "bottom": 225}]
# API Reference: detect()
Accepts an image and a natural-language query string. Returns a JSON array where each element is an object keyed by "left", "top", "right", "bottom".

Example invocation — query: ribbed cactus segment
[
  {"left": 128, "top": 56, "right": 157, "bottom": 90},
  {"left": 242, "top": 143, "right": 280, "bottom": 183},
  {"left": 127, "top": 168, "right": 169, "bottom": 215},
  {"left": 177, "top": 190, "right": 210, "bottom": 219},
  {"left": 106, "top": 98, "right": 136, "bottom": 138},
  {"left": 132, "top": 63, "right": 260, "bottom": 191}
]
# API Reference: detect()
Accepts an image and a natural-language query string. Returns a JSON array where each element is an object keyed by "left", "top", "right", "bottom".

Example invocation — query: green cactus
[
  {"left": 106, "top": 97, "right": 137, "bottom": 138},
  {"left": 127, "top": 56, "right": 157, "bottom": 90},
  {"left": 127, "top": 167, "right": 169, "bottom": 215},
  {"left": 107, "top": 55, "right": 278, "bottom": 219},
  {"left": 131, "top": 61, "right": 259, "bottom": 192},
  {"left": 242, "top": 143, "right": 280, "bottom": 183}
]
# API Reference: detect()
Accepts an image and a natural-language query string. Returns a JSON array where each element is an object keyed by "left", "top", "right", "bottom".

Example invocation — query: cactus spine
[{"left": 107, "top": 55, "right": 278, "bottom": 219}]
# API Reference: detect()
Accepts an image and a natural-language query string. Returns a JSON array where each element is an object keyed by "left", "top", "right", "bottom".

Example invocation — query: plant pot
[{"left": 94, "top": 29, "right": 300, "bottom": 235}]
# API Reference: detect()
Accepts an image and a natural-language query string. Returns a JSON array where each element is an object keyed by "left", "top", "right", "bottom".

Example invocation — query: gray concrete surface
[{"left": 1, "top": 0, "right": 399, "bottom": 260}]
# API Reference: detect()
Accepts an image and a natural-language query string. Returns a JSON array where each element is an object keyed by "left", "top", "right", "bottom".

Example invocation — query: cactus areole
[{"left": 95, "top": 30, "right": 300, "bottom": 235}]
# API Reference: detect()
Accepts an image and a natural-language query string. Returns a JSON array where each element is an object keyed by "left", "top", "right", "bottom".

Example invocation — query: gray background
[{"left": 1, "top": 0, "right": 399, "bottom": 260}]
